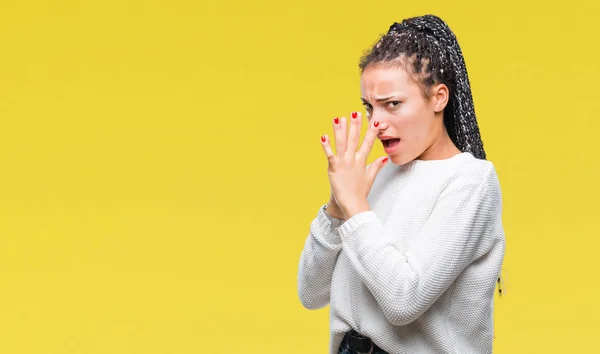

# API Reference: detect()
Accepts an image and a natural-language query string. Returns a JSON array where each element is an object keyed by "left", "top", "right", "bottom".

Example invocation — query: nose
[
  {"left": 369, "top": 111, "right": 390, "bottom": 131},
  {"left": 376, "top": 121, "right": 390, "bottom": 130}
]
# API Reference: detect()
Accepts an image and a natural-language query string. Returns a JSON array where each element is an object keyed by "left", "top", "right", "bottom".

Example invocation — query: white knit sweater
[{"left": 297, "top": 152, "right": 506, "bottom": 354}]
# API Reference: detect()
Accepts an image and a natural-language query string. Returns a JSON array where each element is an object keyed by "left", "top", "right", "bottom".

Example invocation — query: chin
[
  {"left": 389, "top": 155, "right": 410, "bottom": 166},
  {"left": 389, "top": 152, "right": 418, "bottom": 166}
]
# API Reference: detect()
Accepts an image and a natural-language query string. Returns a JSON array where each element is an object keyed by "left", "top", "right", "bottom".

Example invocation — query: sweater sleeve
[
  {"left": 338, "top": 175, "right": 502, "bottom": 325},
  {"left": 297, "top": 204, "right": 346, "bottom": 310}
]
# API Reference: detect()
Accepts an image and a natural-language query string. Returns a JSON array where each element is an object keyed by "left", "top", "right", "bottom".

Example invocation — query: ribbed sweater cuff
[
  {"left": 314, "top": 204, "right": 343, "bottom": 246},
  {"left": 338, "top": 210, "right": 379, "bottom": 238}
]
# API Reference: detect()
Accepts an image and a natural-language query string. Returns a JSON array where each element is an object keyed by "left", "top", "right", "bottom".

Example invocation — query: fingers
[
  {"left": 327, "top": 111, "right": 370, "bottom": 159},
  {"left": 346, "top": 111, "right": 362, "bottom": 155},
  {"left": 357, "top": 118, "right": 380, "bottom": 162},
  {"left": 320, "top": 134, "right": 335, "bottom": 166},
  {"left": 333, "top": 116, "right": 347, "bottom": 156}
]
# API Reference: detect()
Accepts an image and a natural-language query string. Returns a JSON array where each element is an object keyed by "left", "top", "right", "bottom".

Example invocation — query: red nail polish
[
  {"left": 334, "top": 117, "right": 339, "bottom": 124},
  {"left": 382, "top": 157, "right": 389, "bottom": 164},
  {"left": 374, "top": 121, "right": 379, "bottom": 127},
  {"left": 352, "top": 112, "right": 358, "bottom": 119},
  {"left": 321, "top": 135, "right": 326, "bottom": 142}
]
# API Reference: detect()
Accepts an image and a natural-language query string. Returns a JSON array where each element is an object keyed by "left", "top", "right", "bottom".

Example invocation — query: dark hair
[{"left": 359, "top": 14, "right": 486, "bottom": 160}]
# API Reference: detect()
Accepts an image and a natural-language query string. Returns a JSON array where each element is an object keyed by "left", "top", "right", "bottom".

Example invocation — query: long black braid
[{"left": 359, "top": 14, "right": 486, "bottom": 160}]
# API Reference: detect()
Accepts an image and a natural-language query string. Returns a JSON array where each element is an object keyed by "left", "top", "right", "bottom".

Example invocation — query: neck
[{"left": 417, "top": 127, "right": 461, "bottom": 161}]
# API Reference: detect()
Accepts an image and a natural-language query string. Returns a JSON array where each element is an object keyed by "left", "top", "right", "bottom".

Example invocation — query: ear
[{"left": 430, "top": 83, "right": 449, "bottom": 113}]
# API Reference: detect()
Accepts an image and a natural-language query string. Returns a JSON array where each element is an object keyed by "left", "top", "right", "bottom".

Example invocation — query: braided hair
[{"left": 359, "top": 14, "right": 486, "bottom": 160}]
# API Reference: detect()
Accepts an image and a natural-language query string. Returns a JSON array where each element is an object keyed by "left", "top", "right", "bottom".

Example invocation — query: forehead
[{"left": 360, "top": 64, "right": 419, "bottom": 96}]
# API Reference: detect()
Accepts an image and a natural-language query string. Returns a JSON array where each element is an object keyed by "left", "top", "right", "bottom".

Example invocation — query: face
[{"left": 360, "top": 63, "right": 449, "bottom": 165}]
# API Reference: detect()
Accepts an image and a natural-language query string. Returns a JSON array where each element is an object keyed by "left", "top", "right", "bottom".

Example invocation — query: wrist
[
  {"left": 341, "top": 200, "right": 371, "bottom": 220},
  {"left": 325, "top": 203, "right": 345, "bottom": 220}
]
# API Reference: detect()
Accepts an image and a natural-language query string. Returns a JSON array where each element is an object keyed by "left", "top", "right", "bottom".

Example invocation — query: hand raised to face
[{"left": 320, "top": 112, "right": 389, "bottom": 219}]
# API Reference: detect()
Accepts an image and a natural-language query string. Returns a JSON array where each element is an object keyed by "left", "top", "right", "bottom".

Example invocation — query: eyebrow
[{"left": 361, "top": 95, "right": 403, "bottom": 103}]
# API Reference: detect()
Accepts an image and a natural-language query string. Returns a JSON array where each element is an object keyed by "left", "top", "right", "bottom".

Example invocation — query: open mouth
[{"left": 382, "top": 138, "right": 401, "bottom": 149}]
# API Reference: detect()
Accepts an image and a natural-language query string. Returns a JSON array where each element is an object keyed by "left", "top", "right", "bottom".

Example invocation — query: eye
[
  {"left": 362, "top": 102, "right": 373, "bottom": 111},
  {"left": 387, "top": 101, "right": 401, "bottom": 108}
]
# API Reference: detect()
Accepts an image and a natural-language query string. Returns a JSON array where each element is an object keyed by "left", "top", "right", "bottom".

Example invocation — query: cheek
[
  {"left": 396, "top": 105, "right": 427, "bottom": 133},
  {"left": 396, "top": 105, "right": 435, "bottom": 144}
]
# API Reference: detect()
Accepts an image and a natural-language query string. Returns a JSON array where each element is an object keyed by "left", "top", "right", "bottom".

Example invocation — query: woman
[{"left": 297, "top": 14, "right": 506, "bottom": 354}]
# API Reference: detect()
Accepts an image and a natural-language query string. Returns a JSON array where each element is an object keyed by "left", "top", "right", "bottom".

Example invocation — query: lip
[{"left": 380, "top": 137, "right": 400, "bottom": 155}]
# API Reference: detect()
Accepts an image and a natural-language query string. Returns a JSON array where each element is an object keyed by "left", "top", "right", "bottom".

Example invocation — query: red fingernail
[
  {"left": 374, "top": 121, "right": 379, "bottom": 127},
  {"left": 321, "top": 135, "right": 326, "bottom": 142},
  {"left": 352, "top": 112, "right": 358, "bottom": 119},
  {"left": 382, "top": 157, "right": 389, "bottom": 164},
  {"left": 334, "top": 117, "right": 339, "bottom": 124}
]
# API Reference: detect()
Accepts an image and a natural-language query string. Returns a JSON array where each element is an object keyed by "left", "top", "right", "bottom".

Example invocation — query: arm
[
  {"left": 338, "top": 173, "right": 503, "bottom": 325},
  {"left": 297, "top": 204, "right": 346, "bottom": 310}
]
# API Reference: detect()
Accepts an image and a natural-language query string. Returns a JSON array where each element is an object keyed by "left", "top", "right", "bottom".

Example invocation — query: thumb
[{"left": 367, "top": 156, "right": 389, "bottom": 183}]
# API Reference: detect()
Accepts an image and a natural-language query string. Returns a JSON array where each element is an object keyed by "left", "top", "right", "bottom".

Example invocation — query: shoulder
[
  {"left": 441, "top": 154, "right": 502, "bottom": 207},
  {"left": 450, "top": 154, "right": 500, "bottom": 188}
]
